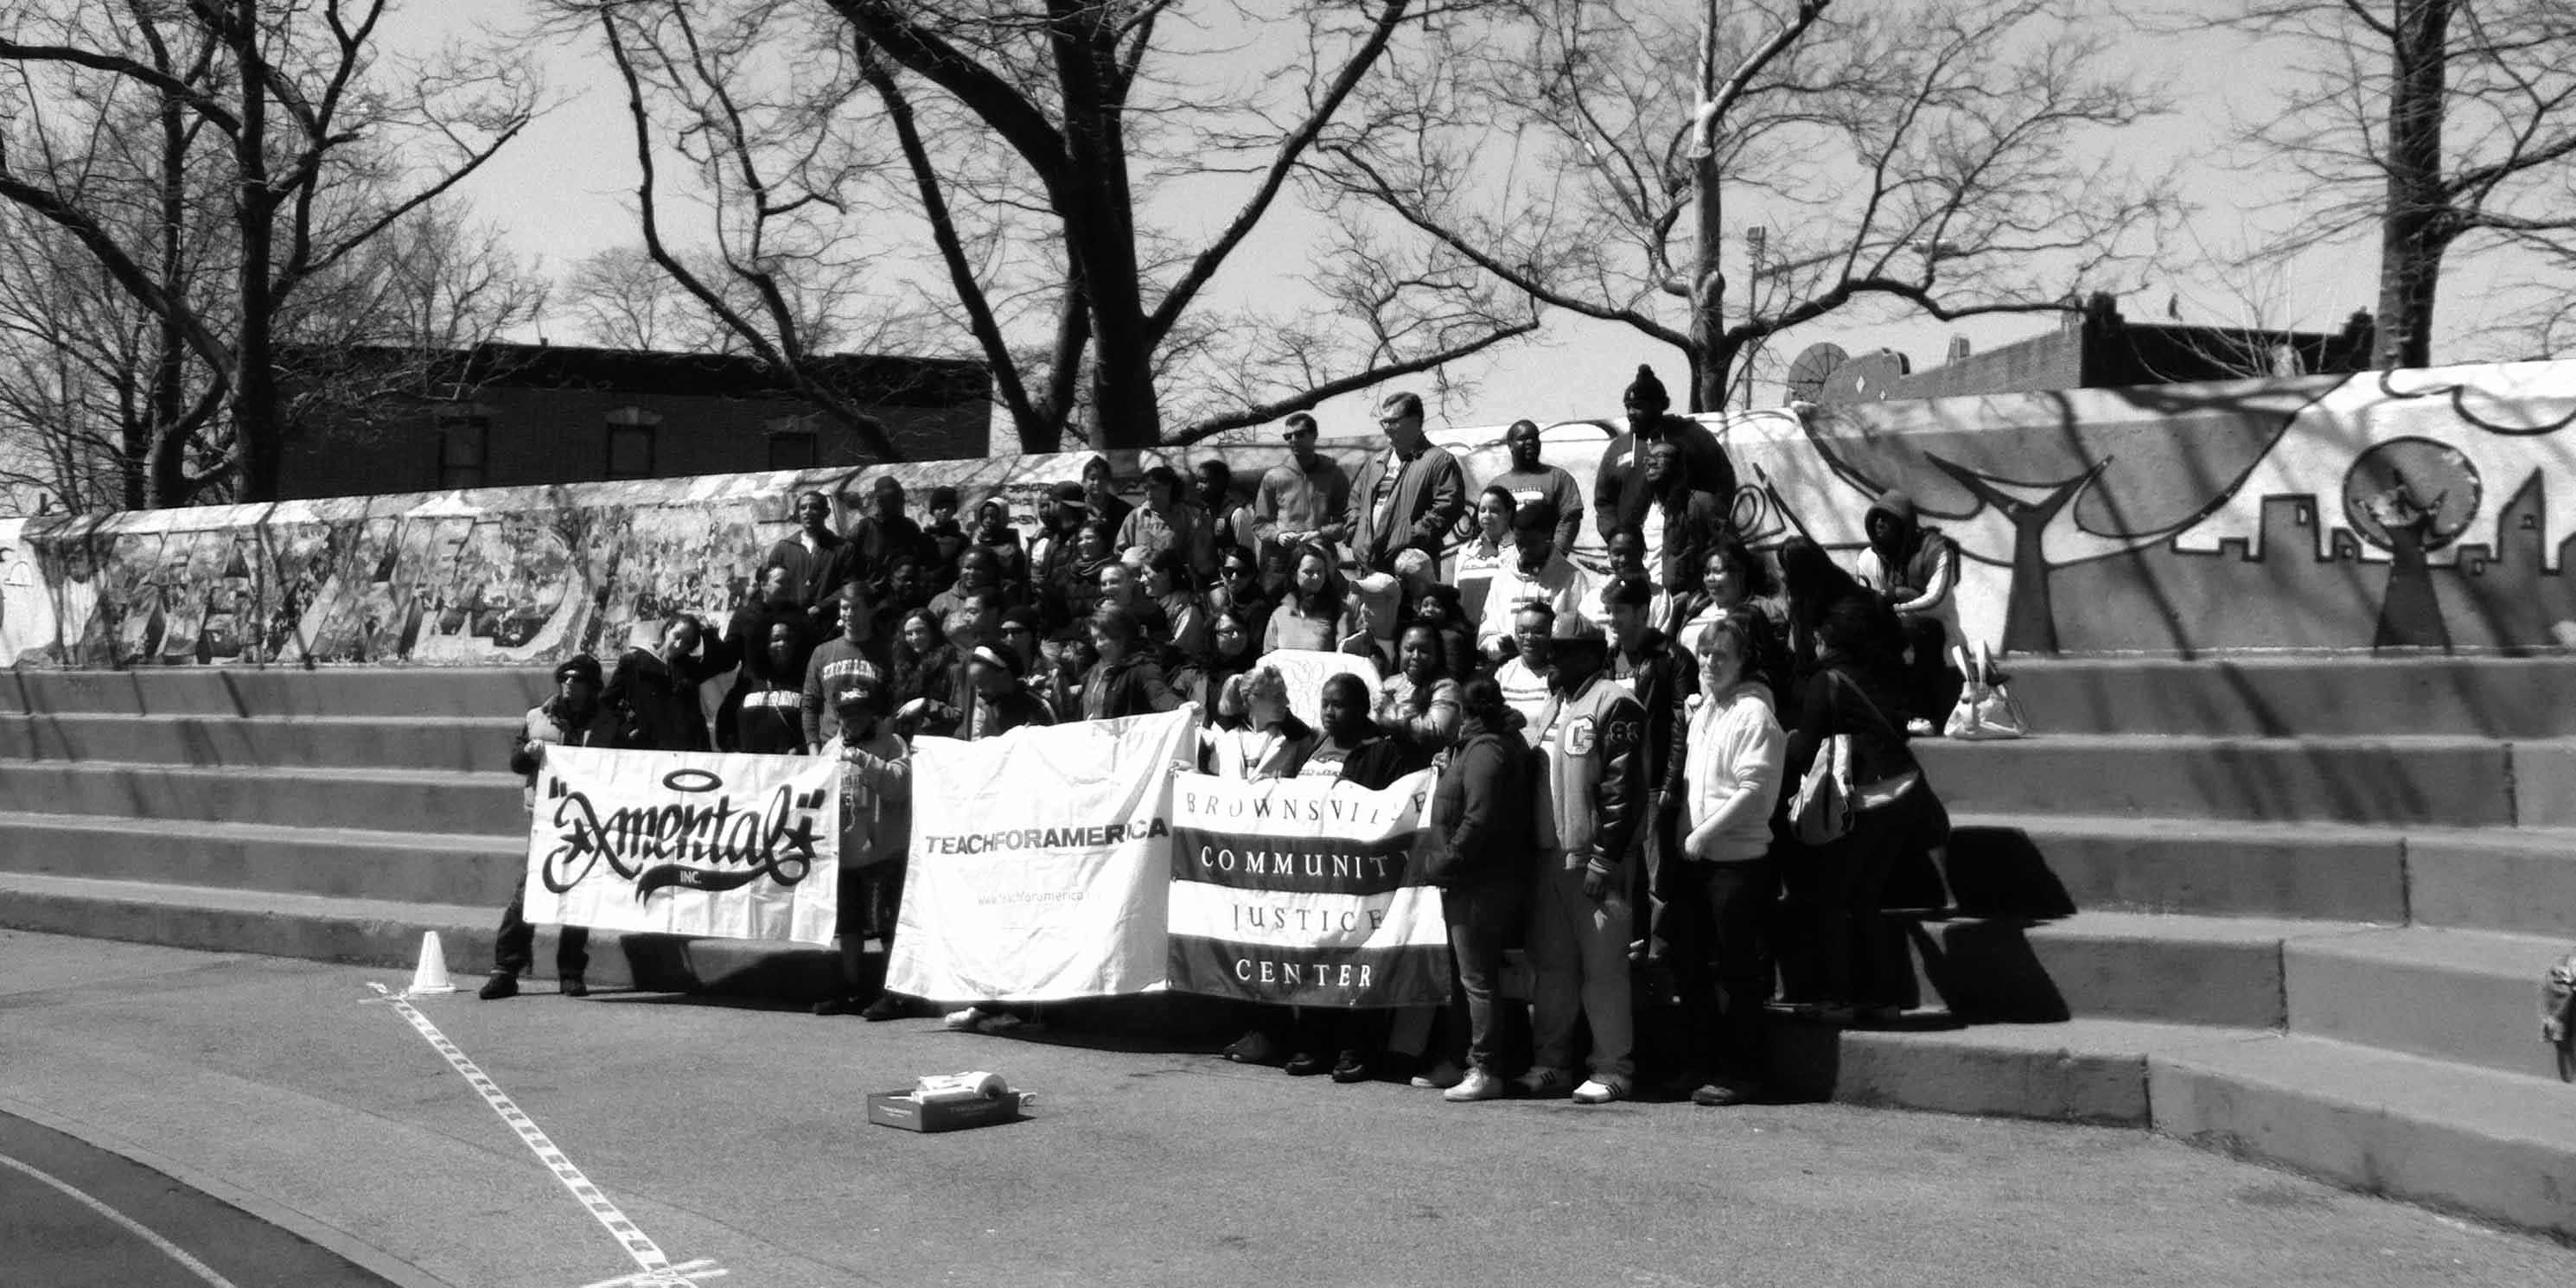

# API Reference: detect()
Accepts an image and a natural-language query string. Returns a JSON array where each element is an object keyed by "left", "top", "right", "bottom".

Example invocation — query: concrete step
[
  {"left": 2151, "top": 1034, "right": 2576, "bottom": 1240},
  {"left": 1903, "top": 912, "right": 2378, "bottom": 1028},
  {"left": 0, "top": 712, "right": 520, "bottom": 773},
  {"left": 1770, "top": 1017, "right": 2576, "bottom": 1240},
  {"left": 2407, "top": 829, "right": 2576, "bottom": 939},
  {"left": 0, "top": 871, "right": 844, "bottom": 998},
  {"left": 0, "top": 666, "right": 552, "bottom": 720},
  {"left": 2000, "top": 655, "right": 2576, "bottom": 738},
  {"left": 0, "top": 761, "right": 524, "bottom": 836},
  {"left": 1943, "top": 814, "right": 2409, "bottom": 923},
  {"left": 0, "top": 812, "right": 525, "bottom": 906},
  {"left": 2284, "top": 926, "right": 2570, "bottom": 1082},
  {"left": 1917, "top": 734, "right": 2519, "bottom": 826}
]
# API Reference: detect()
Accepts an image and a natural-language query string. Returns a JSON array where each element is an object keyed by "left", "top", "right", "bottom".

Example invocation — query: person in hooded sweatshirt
[
  {"left": 1853, "top": 488, "right": 1964, "bottom": 732},
  {"left": 1669, "top": 611, "right": 1786, "bottom": 1106},
  {"left": 1596, "top": 364, "right": 1737, "bottom": 545}
]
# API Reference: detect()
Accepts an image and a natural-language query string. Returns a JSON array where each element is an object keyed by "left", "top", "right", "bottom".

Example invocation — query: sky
[{"left": 411, "top": 0, "right": 2541, "bottom": 449}]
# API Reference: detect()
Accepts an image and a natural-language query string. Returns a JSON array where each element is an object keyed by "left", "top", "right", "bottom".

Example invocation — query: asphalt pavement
[{"left": 3, "top": 928, "right": 2571, "bottom": 1288}]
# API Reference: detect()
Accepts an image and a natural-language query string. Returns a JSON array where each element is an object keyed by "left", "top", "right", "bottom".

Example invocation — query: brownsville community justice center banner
[
  {"left": 526, "top": 746, "right": 842, "bottom": 946},
  {"left": 1165, "top": 769, "right": 1450, "bottom": 1008}
]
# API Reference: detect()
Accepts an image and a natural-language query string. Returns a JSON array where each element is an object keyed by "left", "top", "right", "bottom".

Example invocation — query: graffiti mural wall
[{"left": 1, "top": 358, "right": 2572, "bottom": 670}]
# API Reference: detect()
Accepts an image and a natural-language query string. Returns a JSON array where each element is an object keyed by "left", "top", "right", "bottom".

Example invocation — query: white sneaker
[
  {"left": 943, "top": 1005, "right": 992, "bottom": 1031},
  {"left": 1443, "top": 1068, "right": 1507, "bottom": 1102},
  {"left": 1408, "top": 1060, "right": 1464, "bottom": 1090},
  {"left": 1572, "top": 1076, "right": 1629, "bottom": 1105}
]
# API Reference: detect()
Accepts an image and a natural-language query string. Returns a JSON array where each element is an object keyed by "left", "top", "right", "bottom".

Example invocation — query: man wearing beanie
[
  {"left": 1596, "top": 364, "right": 1738, "bottom": 545},
  {"left": 1346, "top": 391, "right": 1465, "bottom": 573},
  {"left": 1520, "top": 615, "right": 1647, "bottom": 1104},
  {"left": 1476, "top": 498, "right": 1593, "bottom": 660},
  {"left": 481, "top": 654, "right": 622, "bottom": 1000},
  {"left": 1490, "top": 419, "right": 1585, "bottom": 558}
]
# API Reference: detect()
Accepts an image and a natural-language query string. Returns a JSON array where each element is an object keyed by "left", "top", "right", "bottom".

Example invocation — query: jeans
[
  {"left": 1667, "top": 858, "right": 1775, "bottom": 1079},
  {"left": 493, "top": 892, "right": 588, "bottom": 979},
  {"left": 838, "top": 859, "right": 906, "bottom": 993},
  {"left": 1814, "top": 788, "right": 1925, "bottom": 1007},
  {"left": 1527, "top": 861, "right": 1635, "bottom": 1082},
  {"left": 1440, "top": 875, "right": 1527, "bottom": 1073}
]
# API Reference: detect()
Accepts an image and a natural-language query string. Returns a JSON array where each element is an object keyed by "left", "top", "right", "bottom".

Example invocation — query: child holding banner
[{"left": 812, "top": 668, "right": 917, "bottom": 1021}]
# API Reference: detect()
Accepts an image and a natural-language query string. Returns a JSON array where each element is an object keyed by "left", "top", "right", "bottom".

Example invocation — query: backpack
[{"left": 2542, "top": 949, "right": 2576, "bottom": 1082}]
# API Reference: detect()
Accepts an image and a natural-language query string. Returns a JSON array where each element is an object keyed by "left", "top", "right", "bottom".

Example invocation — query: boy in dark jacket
[{"left": 481, "top": 655, "right": 622, "bottom": 1000}]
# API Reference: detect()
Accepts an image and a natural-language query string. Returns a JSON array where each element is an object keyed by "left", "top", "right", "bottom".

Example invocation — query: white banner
[
  {"left": 885, "top": 707, "right": 1198, "bottom": 1002},
  {"left": 526, "top": 746, "right": 841, "bottom": 946}
]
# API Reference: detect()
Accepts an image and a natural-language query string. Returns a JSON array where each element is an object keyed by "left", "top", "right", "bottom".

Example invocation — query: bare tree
[
  {"left": 0, "top": 0, "right": 538, "bottom": 507},
  {"left": 2216, "top": 0, "right": 2576, "bottom": 369},
  {"left": 1320, "top": 0, "right": 2180, "bottom": 411},
  {"left": 561, "top": 0, "right": 1537, "bottom": 455}
]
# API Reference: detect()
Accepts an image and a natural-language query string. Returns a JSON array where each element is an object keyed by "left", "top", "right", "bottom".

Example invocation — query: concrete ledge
[
  {"left": 2407, "top": 829, "right": 2576, "bottom": 939},
  {"left": 1945, "top": 814, "right": 2408, "bottom": 922},
  {"left": 2283, "top": 927, "right": 2569, "bottom": 1082},
  {"left": 0, "top": 813, "right": 525, "bottom": 905},
  {"left": 2000, "top": 656, "right": 2576, "bottom": 739},
  {"left": 1919, "top": 736, "right": 2516, "bottom": 826},
  {"left": 2509, "top": 743, "right": 2576, "bottom": 828},
  {"left": 1767, "top": 1017, "right": 2260, "bottom": 1126},
  {"left": 0, "top": 712, "right": 518, "bottom": 774},
  {"left": 1908, "top": 913, "right": 2368, "bottom": 1028},
  {"left": 0, "top": 762, "right": 523, "bottom": 835},
  {"left": 2150, "top": 1035, "right": 2576, "bottom": 1241},
  {"left": 0, "top": 666, "right": 551, "bottom": 720}
]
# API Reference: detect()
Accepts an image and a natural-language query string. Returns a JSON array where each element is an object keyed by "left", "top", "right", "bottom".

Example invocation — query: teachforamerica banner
[
  {"left": 526, "top": 746, "right": 840, "bottom": 945},
  {"left": 1166, "top": 769, "right": 1449, "bottom": 1008},
  {"left": 885, "top": 707, "right": 1197, "bottom": 1002}
]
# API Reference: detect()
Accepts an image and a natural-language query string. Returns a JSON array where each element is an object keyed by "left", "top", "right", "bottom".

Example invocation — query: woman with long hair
[
  {"left": 1673, "top": 532, "right": 1789, "bottom": 705},
  {"left": 1079, "top": 604, "right": 1186, "bottom": 720},
  {"left": 1263, "top": 541, "right": 1355, "bottom": 654},
  {"left": 1375, "top": 619, "right": 1463, "bottom": 750},
  {"left": 1775, "top": 536, "right": 1904, "bottom": 705},
  {"left": 1145, "top": 547, "right": 1208, "bottom": 660}
]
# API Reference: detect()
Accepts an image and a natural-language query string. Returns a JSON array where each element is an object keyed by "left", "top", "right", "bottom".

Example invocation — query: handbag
[
  {"left": 1790, "top": 732, "right": 1856, "bottom": 845},
  {"left": 1943, "top": 640, "right": 2029, "bottom": 741}
]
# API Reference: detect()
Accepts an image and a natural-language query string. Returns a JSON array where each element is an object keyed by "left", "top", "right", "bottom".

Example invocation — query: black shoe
[
  {"left": 477, "top": 972, "right": 519, "bottom": 1001},
  {"left": 1282, "top": 1051, "right": 1329, "bottom": 1076},
  {"left": 558, "top": 975, "right": 589, "bottom": 998},
  {"left": 812, "top": 994, "right": 864, "bottom": 1016},
  {"left": 1329, "top": 1050, "right": 1372, "bottom": 1083},
  {"left": 858, "top": 993, "right": 908, "bottom": 1022}
]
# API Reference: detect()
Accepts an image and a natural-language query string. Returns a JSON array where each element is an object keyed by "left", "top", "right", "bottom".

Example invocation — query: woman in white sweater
[{"left": 1672, "top": 611, "right": 1787, "bottom": 1106}]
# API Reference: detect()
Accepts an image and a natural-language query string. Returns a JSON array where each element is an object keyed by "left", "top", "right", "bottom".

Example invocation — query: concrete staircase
[
  {"left": 1767, "top": 655, "right": 2576, "bottom": 1240},
  {"left": 4, "top": 657, "right": 2574, "bottom": 1236},
  {"left": 0, "top": 666, "right": 845, "bottom": 996}
]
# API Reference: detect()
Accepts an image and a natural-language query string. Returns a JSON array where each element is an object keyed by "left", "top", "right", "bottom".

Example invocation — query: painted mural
[{"left": 2, "top": 358, "right": 2573, "bottom": 670}]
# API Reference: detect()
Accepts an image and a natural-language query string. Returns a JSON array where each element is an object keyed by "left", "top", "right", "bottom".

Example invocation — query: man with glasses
[
  {"left": 1252, "top": 411, "right": 1351, "bottom": 564},
  {"left": 1346, "top": 391, "right": 1465, "bottom": 575}
]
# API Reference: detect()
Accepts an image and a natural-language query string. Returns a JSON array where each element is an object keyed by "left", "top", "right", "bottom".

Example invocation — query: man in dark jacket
[
  {"left": 1346, "top": 391, "right": 1466, "bottom": 573},
  {"left": 481, "top": 654, "right": 622, "bottom": 1000},
  {"left": 1596, "top": 364, "right": 1738, "bottom": 543},
  {"left": 763, "top": 491, "right": 859, "bottom": 610},
  {"left": 606, "top": 615, "right": 737, "bottom": 753},
  {"left": 1601, "top": 577, "right": 1689, "bottom": 964},
  {"left": 1520, "top": 615, "right": 1648, "bottom": 1105},
  {"left": 847, "top": 475, "right": 928, "bottom": 587}
]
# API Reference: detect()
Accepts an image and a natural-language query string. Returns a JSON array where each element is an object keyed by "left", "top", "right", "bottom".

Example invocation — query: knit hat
[
  {"left": 928, "top": 484, "right": 960, "bottom": 510},
  {"left": 1512, "top": 498, "right": 1560, "bottom": 536},
  {"left": 1623, "top": 364, "right": 1669, "bottom": 410},
  {"left": 552, "top": 654, "right": 603, "bottom": 687}
]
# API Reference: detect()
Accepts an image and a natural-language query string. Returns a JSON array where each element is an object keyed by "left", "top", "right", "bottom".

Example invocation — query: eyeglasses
[{"left": 1002, "top": 625, "right": 1035, "bottom": 635}]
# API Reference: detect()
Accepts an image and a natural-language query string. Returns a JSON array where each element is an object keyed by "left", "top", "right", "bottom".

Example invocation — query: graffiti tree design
[{"left": 2344, "top": 437, "right": 2480, "bottom": 651}]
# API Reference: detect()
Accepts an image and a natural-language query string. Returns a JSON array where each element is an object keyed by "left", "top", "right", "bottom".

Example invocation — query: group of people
[{"left": 479, "top": 363, "right": 1969, "bottom": 1109}]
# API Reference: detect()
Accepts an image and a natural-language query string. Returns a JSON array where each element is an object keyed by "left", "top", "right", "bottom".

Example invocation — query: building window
[
  {"left": 437, "top": 416, "right": 490, "bottom": 490},
  {"left": 766, "top": 429, "right": 818, "bottom": 471},
  {"left": 604, "top": 406, "right": 661, "bottom": 480}
]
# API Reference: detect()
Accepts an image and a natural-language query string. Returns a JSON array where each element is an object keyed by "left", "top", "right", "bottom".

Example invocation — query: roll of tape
[{"left": 915, "top": 1071, "right": 1008, "bottom": 1104}]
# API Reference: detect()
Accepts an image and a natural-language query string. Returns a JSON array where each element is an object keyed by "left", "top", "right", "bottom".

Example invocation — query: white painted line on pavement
[
  {"left": 581, "top": 1257, "right": 729, "bottom": 1288},
  {"left": 0, "top": 1150, "right": 245, "bottom": 1288},
  {"left": 367, "top": 983, "right": 708, "bottom": 1288}
]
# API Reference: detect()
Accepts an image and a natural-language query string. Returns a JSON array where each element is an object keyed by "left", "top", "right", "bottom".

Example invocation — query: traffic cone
[{"left": 407, "top": 932, "right": 457, "bottom": 994}]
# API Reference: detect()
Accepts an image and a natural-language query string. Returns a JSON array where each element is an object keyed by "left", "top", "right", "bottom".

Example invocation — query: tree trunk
[
  {"left": 226, "top": 0, "right": 279, "bottom": 505},
  {"left": 2375, "top": 0, "right": 2452, "bottom": 371},
  {"left": 1052, "top": 5, "right": 1159, "bottom": 451},
  {"left": 1687, "top": 99, "right": 1725, "bottom": 414}
]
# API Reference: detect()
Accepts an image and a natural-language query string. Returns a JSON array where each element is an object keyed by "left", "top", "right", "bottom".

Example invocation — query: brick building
[
  {"left": 277, "top": 343, "right": 991, "bottom": 500},
  {"left": 1799, "top": 294, "right": 2377, "bottom": 404}
]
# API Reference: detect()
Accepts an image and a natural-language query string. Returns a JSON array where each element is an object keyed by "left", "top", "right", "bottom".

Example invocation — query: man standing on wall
[
  {"left": 1597, "top": 365, "right": 1737, "bottom": 545},
  {"left": 481, "top": 654, "right": 621, "bottom": 1001},
  {"left": 1347, "top": 392, "right": 1466, "bottom": 575},
  {"left": 763, "top": 491, "right": 859, "bottom": 610},
  {"left": 1489, "top": 420, "right": 1585, "bottom": 559},
  {"left": 1082, "top": 456, "right": 1133, "bottom": 537},
  {"left": 1253, "top": 412, "right": 1351, "bottom": 563},
  {"left": 847, "top": 476, "right": 927, "bottom": 588}
]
